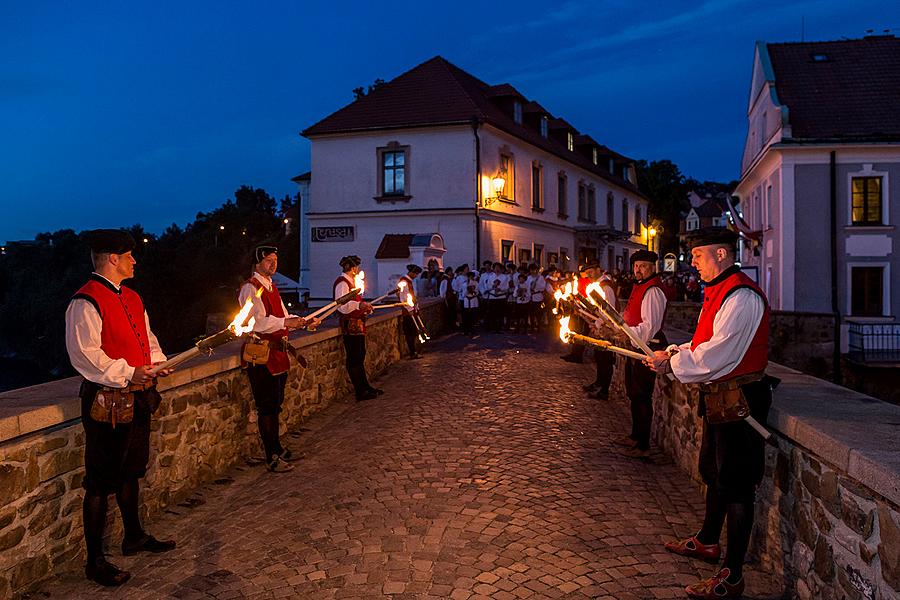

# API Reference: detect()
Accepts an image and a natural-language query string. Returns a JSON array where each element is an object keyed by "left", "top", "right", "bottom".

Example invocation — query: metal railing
[{"left": 847, "top": 321, "right": 900, "bottom": 363}]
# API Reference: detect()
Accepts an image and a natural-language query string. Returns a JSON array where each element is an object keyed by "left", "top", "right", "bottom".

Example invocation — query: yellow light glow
[
  {"left": 354, "top": 270, "right": 365, "bottom": 295},
  {"left": 229, "top": 287, "right": 264, "bottom": 336},
  {"left": 648, "top": 226, "right": 657, "bottom": 237},
  {"left": 491, "top": 173, "right": 506, "bottom": 198},
  {"left": 585, "top": 282, "right": 607, "bottom": 305},
  {"left": 558, "top": 316, "right": 572, "bottom": 344}
]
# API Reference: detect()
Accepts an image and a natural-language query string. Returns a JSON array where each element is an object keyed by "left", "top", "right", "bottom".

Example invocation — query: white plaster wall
[
  {"left": 309, "top": 126, "right": 476, "bottom": 213},
  {"left": 307, "top": 212, "right": 475, "bottom": 300}
]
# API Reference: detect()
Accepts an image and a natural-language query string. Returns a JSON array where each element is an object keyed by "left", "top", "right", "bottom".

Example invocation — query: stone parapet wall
[
  {"left": 607, "top": 341, "right": 900, "bottom": 600},
  {"left": 0, "top": 301, "right": 446, "bottom": 598}
]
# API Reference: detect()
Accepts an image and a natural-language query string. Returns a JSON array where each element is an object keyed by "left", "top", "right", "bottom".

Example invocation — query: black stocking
[
  {"left": 723, "top": 499, "right": 754, "bottom": 581},
  {"left": 258, "top": 414, "right": 282, "bottom": 459},
  {"left": 696, "top": 485, "right": 726, "bottom": 546},
  {"left": 116, "top": 478, "right": 144, "bottom": 542},
  {"left": 83, "top": 492, "right": 108, "bottom": 562}
]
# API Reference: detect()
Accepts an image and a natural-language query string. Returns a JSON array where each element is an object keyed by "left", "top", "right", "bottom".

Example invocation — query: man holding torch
[
  {"left": 645, "top": 228, "right": 775, "bottom": 600},
  {"left": 398, "top": 264, "right": 424, "bottom": 359},
  {"left": 65, "top": 229, "right": 176, "bottom": 587},
  {"left": 615, "top": 249, "right": 668, "bottom": 459},
  {"left": 334, "top": 255, "right": 381, "bottom": 401},
  {"left": 240, "top": 246, "right": 320, "bottom": 473}
]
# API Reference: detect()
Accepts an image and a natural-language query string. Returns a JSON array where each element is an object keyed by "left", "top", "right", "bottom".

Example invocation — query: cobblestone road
[{"left": 38, "top": 332, "right": 781, "bottom": 599}]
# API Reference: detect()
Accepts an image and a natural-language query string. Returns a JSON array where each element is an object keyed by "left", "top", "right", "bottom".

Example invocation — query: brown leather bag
[
  {"left": 242, "top": 338, "right": 270, "bottom": 365},
  {"left": 90, "top": 388, "right": 135, "bottom": 428},
  {"left": 698, "top": 371, "right": 765, "bottom": 425}
]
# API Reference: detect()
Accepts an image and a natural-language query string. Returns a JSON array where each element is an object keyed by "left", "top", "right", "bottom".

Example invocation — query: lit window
[
  {"left": 852, "top": 177, "right": 882, "bottom": 225},
  {"left": 592, "top": 147, "right": 598, "bottom": 165},
  {"left": 540, "top": 116, "right": 548, "bottom": 138},
  {"left": 501, "top": 240, "right": 514, "bottom": 263},
  {"left": 499, "top": 152, "right": 515, "bottom": 201},
  {"left": 513, "top": 101, "right": 523, "bottom": 124},
  {"left": 382, "top": 150, "right": 406, "bottom": 196},
  {"left": 567, "top": 132, "right": 574, "bottom": 151}
]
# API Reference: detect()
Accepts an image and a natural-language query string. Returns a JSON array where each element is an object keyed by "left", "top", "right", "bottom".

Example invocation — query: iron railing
[{"left": 847, "top": 321, "right": 900, "bottom": 363}]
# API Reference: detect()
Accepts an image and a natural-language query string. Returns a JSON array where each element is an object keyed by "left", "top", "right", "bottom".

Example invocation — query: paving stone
[{"left": 33, "top": 333, "right": 784, "bottom": 599}]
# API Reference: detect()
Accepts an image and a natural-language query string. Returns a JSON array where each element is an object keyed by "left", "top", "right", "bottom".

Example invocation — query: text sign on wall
[{"left": 312, "top": 226, "right": 355, "bottom": 242}]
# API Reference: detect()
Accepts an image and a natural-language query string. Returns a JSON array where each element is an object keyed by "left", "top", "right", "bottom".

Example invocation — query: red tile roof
[
  {"left": 302, "top": 56, "right": 644, "bottom": 197},
  {"left": 767, "top": 36, "right": 900, "bottom": 142},
  {"left": 375, "top": 234, "right": 415, "bottom": 259}
]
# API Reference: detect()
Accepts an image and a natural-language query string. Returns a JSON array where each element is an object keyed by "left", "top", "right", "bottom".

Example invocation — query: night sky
[{"left": 2, "top": 1, "right": 897, "bottom": 243}]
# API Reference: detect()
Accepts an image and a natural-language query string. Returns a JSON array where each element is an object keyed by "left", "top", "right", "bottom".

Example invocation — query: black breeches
[
  {"left": 342, "top": 334, "right": 371, "bottom": 394},
  {"left": 593, "top": 350, "right": 615, "bottom": 391},
  {"left": 402, "top": 313, "right": 418, "bottom": 355},
  {"left": 624, "top": 357, "right": 656, "bottom": 449}
]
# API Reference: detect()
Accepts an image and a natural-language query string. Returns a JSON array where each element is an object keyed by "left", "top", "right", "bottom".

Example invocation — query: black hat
[
  {"left": 253, "top": 245, "right": 278, "bottom": 264},
  {"left": 81, "top": 229, "right": 135, "bottom": 254},
  {"left": 406, "top": 264, "right": 423, "bottom": 274},
  {"left": 688, "top": 227, "right": 738, "bottom": 251},
  {"left": 339, "top": 255, "right": 362, "bottom": 268},
  {"left": 580, "top": 261, "right": 600, "bottom": 272},
  {"left": 630, "top": 250, "right": 658, "bottom": 264}
]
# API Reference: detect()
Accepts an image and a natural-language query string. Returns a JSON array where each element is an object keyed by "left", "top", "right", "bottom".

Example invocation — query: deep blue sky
[{"left": 2, "top": 1, "right": 897, "bottom": 243}]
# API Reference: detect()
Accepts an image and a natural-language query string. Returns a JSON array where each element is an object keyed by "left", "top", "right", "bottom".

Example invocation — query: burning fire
[
  {"left": 585, "top": 282, "right": 608, "bottom": 305},
  {"left": 558, "top": 316, "right": 572, "bottom": 344},
  {"left": 397, "top": 279, "right": 407, "bottom": 291},
  {"left": 406, "top": 294, "right": 415, "bottom": 308},
  {"left": 354, "top": 270, "right": 366, "bottom": 295},
  {"left": 229, "top": 287, "right": 263, "bottom": 336}
]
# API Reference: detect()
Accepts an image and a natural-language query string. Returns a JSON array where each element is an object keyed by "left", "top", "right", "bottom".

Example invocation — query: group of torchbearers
[
  {"left": 64, "top": 225, "right": 776, "bottom": 599},
  {"left": 64, "top": 232, "right": 425, "bottom": 586},
  {"left": 554, "top": 226, "right": 778, "bottom": 599}
]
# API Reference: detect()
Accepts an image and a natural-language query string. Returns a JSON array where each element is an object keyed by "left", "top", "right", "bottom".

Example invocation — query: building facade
[
  {"left": 734, "top": 36, "right": 900, "bottom": 353},
  {"left": 300, "top": 57, "right": 649, "bottom": 301}
]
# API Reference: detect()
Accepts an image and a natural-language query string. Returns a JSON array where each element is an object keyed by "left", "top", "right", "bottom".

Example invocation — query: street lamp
[
  {"left": 486, "top": 170, "right": 506, "bottom": 206},
  {"left": 647, "top": 226, "right": 657, "bottom": 251}
]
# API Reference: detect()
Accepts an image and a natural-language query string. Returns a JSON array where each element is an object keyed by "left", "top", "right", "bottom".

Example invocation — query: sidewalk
[{"left": 36, "top": 332, "right": 781, "bottom": 599}]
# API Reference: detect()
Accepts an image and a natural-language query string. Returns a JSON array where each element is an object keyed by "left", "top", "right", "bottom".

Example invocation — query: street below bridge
[{"left": 39, "top": 332, "right": 781, "bottom": 600}]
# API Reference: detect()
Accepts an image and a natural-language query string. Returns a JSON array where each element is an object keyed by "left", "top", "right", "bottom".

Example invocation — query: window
[
  {"left": 377, "top": 144, "right": 409, "bottom": 198},
  {"left": 540, "top": 116, "right": 549, "bottom": 138},
  {"left": 851, "top": 266, "right": 884, "bottom": 316},
  {"left": 592, "top": 147, "right": 598, "bottom": 165},
  {"left": 621, "top": 199, "right": 629, "bottom": 231},
  {"left": 499, "top": 152, "right": 515, "bottom": 201},
  {"left": 852, "top": 177, "right": 882, "bottom": 225},
  {"left": 635, "top": 206, "right": 642, "bottom": 233},
  {"left": 686, "top": 215, "right": 699, "bottom": 231},
  {"left": 587, "top": 186, "right": 596, "bottom": 222},
  {"left": 518, "top": 248, "right": 532, "bottom": 264},
  {"left": 547, "top": 251, "right": 558, "bottom": 266},
  {"left": 560, "top": 247, "right": 570, "bottom": 270},
  {"left": 513, "top": 101, "right": 523, "bottom": 124},
  {"left": 607, "top": 192, "right": 614, "bottom": 226},
  {"left": 501, "top": 240, "right": 514, "bottom": 263},
  {"left": 534, "top": 244, "right": 544, "bottom": 266},
  {"left": 567, "top": 132, "right": 574, "bottom": 152},
  {"left": 531, "top": 163, "right": 543, "bottom": 211},
  {"left": 557, "top": 173, "right": 568, "bottom": 217},
  {"left": 766, "top": 185, "right": 773, "bottom": 228},
  {"left": 608, "top": 158, "right": 615, "bottom": 173},
  {"left": 577, "top": 183, "right": 587, "bottom": 221}
]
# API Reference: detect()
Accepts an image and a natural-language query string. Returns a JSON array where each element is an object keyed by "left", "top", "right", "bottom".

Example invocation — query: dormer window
[
  {"left": 592, "top": 147, "right": 598, "bottom": 165},
  {"left": 567, "top": 132, "right": 574, "bottom": 152},
  {"left": 513, "top": 101, "right": 523, "bottom": 124},
  {"left": 608, "top": 158, "right": 615, "bottom": 173},
  {"left": 540, "top": 116, "right": 548, "bottom": 138}
]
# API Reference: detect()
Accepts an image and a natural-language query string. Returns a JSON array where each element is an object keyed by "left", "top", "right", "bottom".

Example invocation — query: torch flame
[
  {"left": 397, "top": 279, "right": 407, "bottom": 291},
  {"left": 354, "top": 270, "right": 365, "bottom": 295},
  {"left": 585, "top": 282, "right": 607, "bottom": 305},
  {"left": 558, "top": 316, "right": 572, "bottom": 344},
  {"left": 229, "top": 287, "right": 263, "bottom": 336},
  {"left": 406, "top": 295, "right": 415, "bottom": 308}
]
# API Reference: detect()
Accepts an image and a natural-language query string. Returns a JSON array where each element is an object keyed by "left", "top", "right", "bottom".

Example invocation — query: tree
[
  {"left": 634, "top": 159, "right": 690, "bottom": 254},
  {"left": 352, "top": 78, "right": 385, "bottom": 100}
]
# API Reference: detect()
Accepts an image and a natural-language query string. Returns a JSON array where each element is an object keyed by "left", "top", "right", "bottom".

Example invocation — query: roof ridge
[{"left": 435, "top": 57, "right": 490, "bottom": 120}]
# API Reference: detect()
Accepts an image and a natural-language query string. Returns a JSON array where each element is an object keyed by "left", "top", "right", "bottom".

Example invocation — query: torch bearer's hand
[
  {"left": 644, "top": 350, "right": 672, "bottom": 374},
  {"left": 284, "top": 316, "right": 305, "bottom": 330},
  {"left": 151, "top": 363, "right": 174, "bottom": 377},
  {"left": 130, "top": 365, "right": 157, "bottom": 386},
  {"left": 360, "top": 301, "right": 374, "bottom": 314},
  {"left": 302, "top": 317, "right": 322, "bottom": 331}
]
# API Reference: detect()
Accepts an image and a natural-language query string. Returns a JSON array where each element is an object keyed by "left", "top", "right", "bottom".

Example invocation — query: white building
[
  {"left": 734, "top": 35, "right": 900, "bottom": 358},
  {"left": 300, "top": 56, "right": 650, "bottom": 301}
]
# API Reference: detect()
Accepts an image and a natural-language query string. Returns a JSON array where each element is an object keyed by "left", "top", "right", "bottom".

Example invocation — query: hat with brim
[
  {"left": 688, "top": 227, "right": 738, "bottom": 251},
  {"left": 339, "top": 255, "right": 362, "bottom": 268},
  {"left": 630, "top": 250, "right": 658, "bottom": 264},
  {"left": 81, "top": 229, "right": 135, "bottom": 255},
  {"left": 406, "top": 264, "right": 423, "bottom": 274},
  {"left": 253, "top": 245, "right": 278, "bottom": 264}
]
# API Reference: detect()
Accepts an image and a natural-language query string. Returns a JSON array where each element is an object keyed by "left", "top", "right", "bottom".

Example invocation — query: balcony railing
[{"left": 847, "top": 321, "right": 900, "bottom": 363}]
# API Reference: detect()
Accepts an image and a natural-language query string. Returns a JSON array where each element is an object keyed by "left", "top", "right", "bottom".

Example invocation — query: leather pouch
[
  {"left": 242, "top": 338, "right": 270, "bottom": 365},
  {"left": 704, "top": 388, "right": 751, "bottom": 424},
  {"left": 345, "top": 318, "right": 365, "bottom": 336},
  {"left": 90, "top": 388, "right": 135, "bottom": 428}
]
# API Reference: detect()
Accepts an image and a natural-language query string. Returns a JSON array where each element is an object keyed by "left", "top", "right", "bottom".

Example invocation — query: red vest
[
  {"left": 623, "top": 275, "right": 665, "bottom": 328},
  {"left": 73, "top": 276, "right": 152, "bottom": 368},
  {"left": 245, "top": 277, "right": 290, "bottom": 375},
  {"left": 334, "top": 274, "right": 366, "bottom": 335},
  {"left": 691, "top": 268, "right": 769, "bottom": 381}
]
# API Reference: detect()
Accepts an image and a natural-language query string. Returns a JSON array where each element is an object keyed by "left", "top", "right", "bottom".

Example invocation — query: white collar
[
  {"left": 252, "top": 272, "right": 273, "bottom": 291},
  {"left": 92, "top": 272, "right": 121, "bottom": 291}
]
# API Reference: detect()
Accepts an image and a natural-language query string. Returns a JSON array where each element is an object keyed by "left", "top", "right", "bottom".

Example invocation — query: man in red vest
[
  {"left": 240, "top": 246, "right": 320, "bottom": 473},
  {"left": 398, "top": 264, "right": 424, "bottom": 359},
  {"left": 65, "top": 229, "right": 176, "bottom": 587},
  {"left": 334, "top": 255, "right": 380, "bottom": 400},
  {"left": 646, "top": 228, "right": 775, "bottom": 600},
  {"left": 615, "top": 249, "right": 667, "bottom": 459}
]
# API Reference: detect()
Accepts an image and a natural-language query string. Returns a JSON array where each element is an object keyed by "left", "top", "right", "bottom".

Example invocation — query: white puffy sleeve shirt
[{"left": 626, "top": 286, "right": 667, "bottom": 345}]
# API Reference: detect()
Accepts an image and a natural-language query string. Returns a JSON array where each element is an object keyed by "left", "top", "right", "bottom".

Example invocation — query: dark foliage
[{"left": 0, "top": 186, "right": 298, "bottom": 381}]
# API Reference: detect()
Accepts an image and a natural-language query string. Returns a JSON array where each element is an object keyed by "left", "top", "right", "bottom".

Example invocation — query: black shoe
[
  {"left": 122, "top": 534, "right": 176, "bottom": 556},
  {"left": 266, "top": 455, "right": 294, "bottom": 472},
  {"left": 356, "top": 390, "right": 378, "bottom": 401},
  {"left": 85, "top": 557, "right": 131, "bottom": 587},
  {"left": 278, "top": 448, "right": 298, "bottom": 462},
  {"left": 370, "top": 387, "right": 385, "bottom": 396}
]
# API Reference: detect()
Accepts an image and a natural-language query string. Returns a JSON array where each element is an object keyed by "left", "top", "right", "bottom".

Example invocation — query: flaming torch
[
  {"left": 147, "top": 287, "right": 263, "bottom": 375},
  {"left": 558, "top": 316, "right": 647, "bottom": 360}
]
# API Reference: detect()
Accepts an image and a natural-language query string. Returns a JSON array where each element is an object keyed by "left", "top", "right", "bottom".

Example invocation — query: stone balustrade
[
  {"left": 0, "top": 300, "right": 446, "bottom": 598},
  {"left": 607, "top": 330, "right": 900, "bottom": 600}
]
